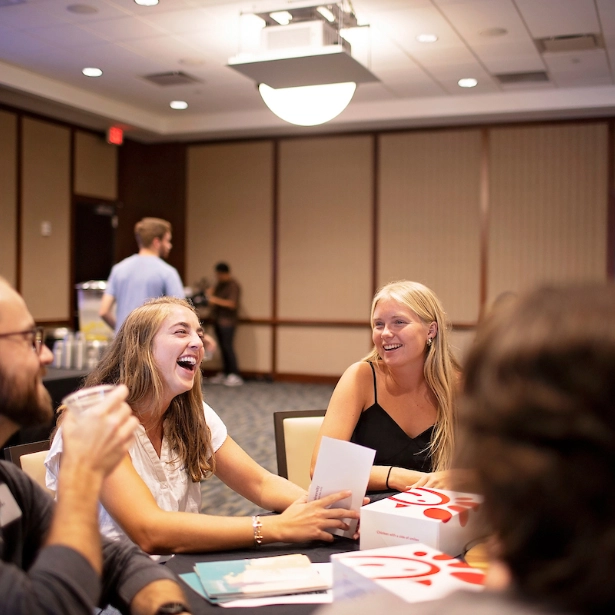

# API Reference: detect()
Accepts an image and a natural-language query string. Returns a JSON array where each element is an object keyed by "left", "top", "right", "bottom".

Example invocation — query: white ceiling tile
[
  {"left": 543, "top": 49, "right": 613, "bottom": 87},
  {"left": 0, "top": 30, "right": 55, "bottom": 57},
  {"left": 178, "top": 28, "right": 239, "bottom": 58},
  {"left": 26, "top": 23, "right": 110, "bottom": 47},
  {"left": 514, "top": 0, "right": 600, "bottom": 39},
  {"left": 31, "top": 0, "right": 129, "bottom": 23},
  {"left": 79, "top": 16, "right": 167, "bottom": 41},
  {"left": 479, "top": 54, "right": 546, "bottom": 76},
  {"left": 141, "top": 7, "right": 220, "bottom": 34},
  {"left": 0, "top": 2, "right": 69, "bottom": 28},
  {"left": 118, "top": 35, "right": 207, "bottom": 61},
  {"left": 438, "top": 0, "right": 531, "bottom": 40},
  {"left": 2, "top": 0, "right": 615, "bottom": 140},
  {"left": 105, "top": 0, "right": 198, "bottom": 15}
]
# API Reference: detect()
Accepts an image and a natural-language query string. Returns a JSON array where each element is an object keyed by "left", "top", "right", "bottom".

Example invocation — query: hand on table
[
  {"left": 271, "top": 490, "right": 360, "bottom": 543},
  {"left": 405, "top": 470, "right": 449, "bottom": 489},
  {"left": 61, "top": 384, "right": 139, "bottom": 477}
]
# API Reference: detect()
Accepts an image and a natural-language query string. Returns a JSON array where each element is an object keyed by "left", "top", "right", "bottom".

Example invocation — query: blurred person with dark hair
[
  {"left": 206, "top": 262, "right": 242, "bottom": 387},
  {"left": 319, "top": 282, "right": 615, "bottom": 615}
]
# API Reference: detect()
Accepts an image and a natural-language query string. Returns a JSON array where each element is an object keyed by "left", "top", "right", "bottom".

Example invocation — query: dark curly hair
[{"left": 461, "top": 283, "right": 615, "bottom": 614}]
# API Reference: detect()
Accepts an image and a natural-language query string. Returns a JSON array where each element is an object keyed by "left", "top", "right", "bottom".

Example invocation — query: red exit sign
[{"left": 106, "top": 126, "right": 124, "bottom": 145}]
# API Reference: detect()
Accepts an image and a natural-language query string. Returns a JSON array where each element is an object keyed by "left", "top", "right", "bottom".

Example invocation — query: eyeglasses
[{"left": 0, "top": 326, "right": 45, "bottom": 355}]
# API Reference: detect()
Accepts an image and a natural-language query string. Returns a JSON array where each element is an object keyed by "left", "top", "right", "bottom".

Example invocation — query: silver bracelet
[{"left": 252, "top": 515, "right": 263, "bottom": 546}]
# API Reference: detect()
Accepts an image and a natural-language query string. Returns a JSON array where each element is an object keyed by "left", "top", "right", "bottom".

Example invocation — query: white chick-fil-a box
[
  {"left": 332, "top": 543, "right": 485, "bottom": 604},
  {"left": 360, "top": 487, "right": 484, "bottom": 556}
]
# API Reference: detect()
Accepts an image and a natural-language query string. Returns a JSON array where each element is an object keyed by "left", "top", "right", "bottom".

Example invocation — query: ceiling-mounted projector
[{"left": 227, "top": 2, "right": 377, "bottom": 125}]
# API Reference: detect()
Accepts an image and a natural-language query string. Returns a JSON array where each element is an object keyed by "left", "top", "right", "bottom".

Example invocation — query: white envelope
[{"left": 308, "top": 436, "right": 375, "bottom": 539}]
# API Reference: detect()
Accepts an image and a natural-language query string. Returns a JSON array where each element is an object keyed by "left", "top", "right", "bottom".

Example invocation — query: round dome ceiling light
[
  {"left": 134, "top": 0, "right": 159, "bottom": 6},
  {"left": 458, "top": 78, "right": 478, "bottom": 88},
  {"left": 170, "top": 100, "right": 188, "bottom": 110},
  {"left": 416, "top": 33, "right": 438, "bottom": 43},
  {"left": 82, "top": 67, "right": 103, "bottom": 77}
]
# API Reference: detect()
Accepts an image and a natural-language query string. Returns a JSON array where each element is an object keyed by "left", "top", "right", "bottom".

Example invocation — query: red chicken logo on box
[{"left": 388, "top": 487, "right": 482, "bottom": 526}]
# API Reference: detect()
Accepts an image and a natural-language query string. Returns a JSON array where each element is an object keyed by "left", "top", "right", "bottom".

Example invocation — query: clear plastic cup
[{"left": 62, "top": 384, "right": 117, "bottom": 416}]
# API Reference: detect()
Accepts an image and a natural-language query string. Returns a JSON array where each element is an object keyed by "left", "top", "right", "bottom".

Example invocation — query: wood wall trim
[
  {"left": 16, "top": 114, "right": 23, "bottom": 292},
  {"left": 479, "top": 128, "right": 490, "bottom": 319},
  {"left": 69, "top": 128, "right": 76, "bottom": 328},
  {"left": 233, "top": 317, "right": 476, "bottom": 330},
  {"left": 273, "top": 373, "right": 340, "bottom": 385},
  {"left": 371, "top": 133, "right": 379, "bottom": 295},
  {"left": 608, "top": 120, "right": 615, "bottom": 280},
  {"left": 272, "top": 139, "right": 280, "bottom": 377}
]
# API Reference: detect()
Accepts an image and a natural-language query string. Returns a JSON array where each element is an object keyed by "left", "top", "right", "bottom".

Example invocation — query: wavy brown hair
[
  {"left": 363, "top": 280, "right": 459, "bottom": 472},
  {"left": 462, "top": 283, "right": 615, "bottom": 613},
  {"left": 85, "top": 296, "right": 214, "bottom": 482}
]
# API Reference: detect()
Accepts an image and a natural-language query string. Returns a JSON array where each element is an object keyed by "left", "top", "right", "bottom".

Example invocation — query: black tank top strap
[{"left": 368, "top": 361, "right": 378, "bottom": 405}]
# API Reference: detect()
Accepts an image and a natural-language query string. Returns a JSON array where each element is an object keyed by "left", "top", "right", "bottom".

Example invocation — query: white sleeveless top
[{"left": 45, "top": 401, "right": 227, "bottom": 559}]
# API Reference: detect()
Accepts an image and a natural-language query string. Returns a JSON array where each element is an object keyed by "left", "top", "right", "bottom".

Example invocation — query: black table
[{"left": 165, "top": 537, "right": 359, "bottom": 615}]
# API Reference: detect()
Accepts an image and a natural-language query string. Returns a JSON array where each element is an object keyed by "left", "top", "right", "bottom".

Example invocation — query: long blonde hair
[
  {"left": 363, "top": 280, "right": 459, "bottom": 471},
  {"left": 85, "top": 296, "right": 214, "bottom": 482}
]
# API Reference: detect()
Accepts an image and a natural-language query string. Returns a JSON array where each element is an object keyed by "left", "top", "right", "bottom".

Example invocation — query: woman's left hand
[{"left": 405, "top": 470, "right": 449, "bottom": 489}]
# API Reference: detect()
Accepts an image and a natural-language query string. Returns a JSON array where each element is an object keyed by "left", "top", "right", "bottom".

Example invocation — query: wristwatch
[{"left": 155, "top": 602, "right": 192, "bottom": 615}]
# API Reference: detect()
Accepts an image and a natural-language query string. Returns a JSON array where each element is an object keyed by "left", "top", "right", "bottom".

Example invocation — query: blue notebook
[{"left": 188, "top": 554, "right": 328, "bottom": 603}]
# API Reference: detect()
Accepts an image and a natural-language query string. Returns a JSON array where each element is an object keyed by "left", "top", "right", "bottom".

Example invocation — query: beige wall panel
[
  {"left": 277, "top": 326, "right": 372, "bottom": 376},
  {"left": 449, "top": 328, "right": 476, "bottom": 365},
  {"left": 74, "top": 131, "right": 117, "bottom": 199},
  {"left": 278, "top": 136, "right": 373, "bottom": 320},
  {"left": 378, "top": 130, "right": 482, "bottom": 323},
  {"left": 201, "top": 324, "right": 272, "bottom": 373},
  {"left": 0, "top": 111, "right": 17, "bottom": 287},
  {"left": 187, "top": 141, "right": 273, "bottom": 319},
  {"left": 489, "top": 123, "right": 608, "bottom": 300},
  {"left": 236, "top": 324, "right": 272, "bottom": 372},
  {"left": 21, "top": 118, "right": 71, "bottom": 320}
]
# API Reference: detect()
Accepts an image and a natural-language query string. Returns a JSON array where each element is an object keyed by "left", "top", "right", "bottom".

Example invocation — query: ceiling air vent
[
  {"left": 494, "top": 71, "right": 550, "bottom": 85},
  {"left": 142, "top": 72, "right": 201, "bottom": 87},
  {"left": 536, "top": 34, "right": 603, "bottom": 54}
]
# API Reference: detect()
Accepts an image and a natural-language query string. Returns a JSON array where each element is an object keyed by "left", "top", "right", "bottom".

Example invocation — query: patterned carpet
[{"left": 199, "top": 380, "right": 335, "bottom": 516}]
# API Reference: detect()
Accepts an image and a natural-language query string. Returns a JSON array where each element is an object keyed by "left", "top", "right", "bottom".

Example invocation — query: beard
[{"left": 0, "top": 369, "right": 53, "bottom": 428}]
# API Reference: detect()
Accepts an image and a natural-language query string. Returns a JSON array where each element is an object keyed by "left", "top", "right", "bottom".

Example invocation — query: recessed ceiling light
[
  {"left": 170, "top": 100, "right": 188, "bottom": 110},
  {"left": 67, "top": 4, "right": 98, "bottom": 14},
  {"left": 317, "top": 6, "right": 335, "bottom": 23},
  {"left": 82, "top": 67, "right": 103, "bottom": 77},
  {"left": 134, "top": 0, "right": 158, "bottom": 6},
  {"left": 458, "top": 77, "right": 478, "bottom": 88},
  {"left": 417, "top": 33, "right": 438, "bottom": 43},
  {"left": 270, "top": 10, "right": 292, "bottom": 25}
]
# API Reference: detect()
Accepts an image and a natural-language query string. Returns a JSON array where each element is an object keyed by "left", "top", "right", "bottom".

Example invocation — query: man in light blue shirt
[{"left": 99, "top": 217, "right": 184, "bottom": 333}]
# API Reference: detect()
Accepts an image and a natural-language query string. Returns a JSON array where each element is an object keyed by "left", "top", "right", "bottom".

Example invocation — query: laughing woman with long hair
[{"left": 46, "top": 297, "right": 357, "bottom": 556}]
